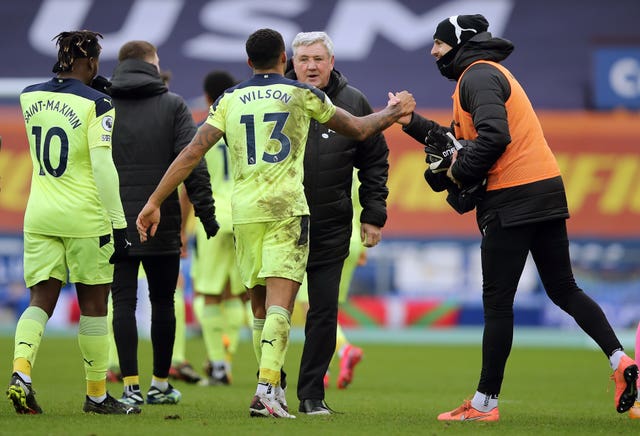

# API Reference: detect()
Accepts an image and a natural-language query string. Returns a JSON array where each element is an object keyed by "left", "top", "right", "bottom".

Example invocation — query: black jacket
[
  {"left": 404, "top": 32, "right": 568, "bottom": 227},
  {"left": 285, "top": 66, "right": 389, "bottom": 267},
  {"left": 110, "top": 59, "right": 215, "bottom": 255}
]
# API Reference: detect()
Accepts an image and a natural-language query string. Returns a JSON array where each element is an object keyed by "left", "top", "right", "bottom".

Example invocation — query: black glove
[
  {"left": 90, "top": 75, "right": 112, "bottom": 95},
  {"left": 446, "top": 179, "right": 487, "bottom": 214},
  {"left": 423, "top": 168, "right": 450, "bottom": 192},
  {"left": 201, "top": 216, "right": 220, "bottom": 239},
  {"left": 424, "top": 127, "right": 457, "bottom": 173},
  {"left": 109, "top": 228, "right": 131, "bottom": 264}
]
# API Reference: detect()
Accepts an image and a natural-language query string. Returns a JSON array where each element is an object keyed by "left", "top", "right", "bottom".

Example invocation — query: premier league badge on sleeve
[{"left": 102, "top": 115, "right": 113, "bottom": 132}]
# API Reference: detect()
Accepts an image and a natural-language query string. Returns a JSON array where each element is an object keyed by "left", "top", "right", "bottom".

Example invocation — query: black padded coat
[
  {"left": 109, "top": 59, "right": 215, "bottom": 256},
  {"left": 286, "top": 66, "right": 389, "bottom": 267}
]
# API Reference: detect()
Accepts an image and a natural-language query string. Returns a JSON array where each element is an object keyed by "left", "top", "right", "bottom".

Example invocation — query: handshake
[{"left": 424, "top": 127, "right": 461, "bottom": 173}]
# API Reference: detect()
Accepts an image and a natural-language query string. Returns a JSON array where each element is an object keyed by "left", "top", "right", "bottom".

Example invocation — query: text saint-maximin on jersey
[{"left": 23, "top": 99, "right": 82, "bottom": 129}]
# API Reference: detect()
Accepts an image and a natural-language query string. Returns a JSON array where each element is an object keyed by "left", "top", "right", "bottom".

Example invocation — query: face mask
[{"left": 436, "top": 45, "right": 460, "bottom": 80}]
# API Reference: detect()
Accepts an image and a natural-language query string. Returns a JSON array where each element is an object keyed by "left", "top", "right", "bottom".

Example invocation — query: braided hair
[{"left": 52, "top": 30, "right": 103, "bottom": 73}]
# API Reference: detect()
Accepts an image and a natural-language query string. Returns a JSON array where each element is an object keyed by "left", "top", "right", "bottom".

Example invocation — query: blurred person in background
[
  {"left": 397, "top": 13, "right": 637, "bottom": 421},
  {"left": 333, "top": 172, "right": 368, "bottom": 389},
  {"left": 109, "top": 40, "right": 219, "bottom": 407},
  {"left": 159, "top": 70, "right": 204, "bottom": 386},
  {"left": 185, "top": 70, "right": 251, "bottom": 387},
  {"left": 168, "top": 253, "right": 203, "bottom": 384},
  {"left": 8, "top": 30, "right": 138, "bottom": 415},
  {"left": 286, "top": 31, "right": 389, "bottom": 415},
  {"left": 295, "top": 169, "right": 368, "bottom": 392}
]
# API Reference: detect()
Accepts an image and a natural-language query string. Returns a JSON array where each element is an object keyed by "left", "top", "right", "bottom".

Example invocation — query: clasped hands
[{"left": 387, "top": 91, "right": 415, "bottom": 116}]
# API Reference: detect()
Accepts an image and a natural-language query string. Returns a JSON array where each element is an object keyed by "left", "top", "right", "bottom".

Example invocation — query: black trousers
[
  {"left": 112, "top": 254, "right": 180, "bottom": 379},
  {"left": 478, "top": 216, "right": 622, "bottom": 395},
  {"left": 297, "top": 260, "right": 344, "bottom": 401}
]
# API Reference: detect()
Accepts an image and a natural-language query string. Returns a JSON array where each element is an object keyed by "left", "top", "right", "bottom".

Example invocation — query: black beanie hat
[{"left": 433, "top": 14, "right": 489, "bottom": 48}]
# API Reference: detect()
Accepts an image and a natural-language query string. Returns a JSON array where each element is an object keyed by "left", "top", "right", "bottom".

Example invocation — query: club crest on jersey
[{"left": 102, "top": 115, "right": 114, "bottom": 132}]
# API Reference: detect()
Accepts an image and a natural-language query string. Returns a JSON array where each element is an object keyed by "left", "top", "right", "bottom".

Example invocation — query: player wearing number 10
[
  {"left": 8, "top": 30, "right": 138, "bottom": 415},
  {"left": 136, "top": 28, "right": 415, "bottom": 418}
]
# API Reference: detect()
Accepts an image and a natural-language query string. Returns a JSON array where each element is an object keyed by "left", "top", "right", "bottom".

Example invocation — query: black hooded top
[
  {"left": 109, "top": 59, "right": 215, "bottom": 255},
  {"left": 403, "top": 32, "right": 569, "bottom": 227}
]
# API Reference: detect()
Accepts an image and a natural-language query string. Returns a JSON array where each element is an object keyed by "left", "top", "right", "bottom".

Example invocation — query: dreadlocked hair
[{"left": 52, "top": 30, "right": 103, "bottom": 73}]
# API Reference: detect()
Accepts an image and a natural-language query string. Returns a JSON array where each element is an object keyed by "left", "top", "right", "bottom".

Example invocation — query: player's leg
[
  {"left": 438, "top": 215, "right": 528, "bottom": 422},
  {"left": 236, "top": 219, "right": 302, "bottom": 418},
  {"left": 223, "top": 254, "right": 247, "bottom": 357},
  {"left": 199, "top": 293, "right": 229, "bottom": 385},
  {"left": 112, "top": 256, "right": 143, "bottom": 405},
  {"left": 219, "top": 244, "right": 248, "bottom": 377},
  {"left": 336, "top": 239, "right": 365, "bottom": 389},
  {"left": 233, "top": 222, "right": 266, "bottom": 367},
  {"left": 251, "top": 278, "right": 298, "bottom": 418},
  {"left": 533, "top": 219, "right": 637, "bottom": 414},
  {"left": 78, "top": 283, "right": 137, "bottom": 413},
  {"left": 250, "top": 285, "right": 267, "bottom": 365},
  {"left": 143, "top": 254, "right": 182, "bottom": 405},
  {"left": 256, "top": 217, "right": 308, "bottom": 417},
  {"left": 106, "top": 293, "right": 122, "bottom": 382},
  {"left": 71, "top": 234, "right": 140, "bottom": 414},
  {"left": 8, "top": 233, "right": 66, "bottom": 414},
  {"left": 222, "top": 295, "right": 245, "bottom": 359},
  {"left": 170, "top": 274, "right": 186, "bottom": 367},
  {"left": 242, "top": 291, "right": 253, "bottom": 327},
  {"left": 169, "top": 270, "right": 201, "bottom": 384},
  {"left": 470, "top": 220, "right": 527, "bottom": 418},
  {"left": 8, "top": 279, "right": 59, "bottom": 415},
  {"left": 192, "top": 229, "right": 231, "bottom": 385}
]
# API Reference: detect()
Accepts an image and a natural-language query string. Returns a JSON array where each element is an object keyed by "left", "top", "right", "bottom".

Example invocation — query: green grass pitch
[{"left": 1, "top": 333, "right": 638, "bottom": 435}]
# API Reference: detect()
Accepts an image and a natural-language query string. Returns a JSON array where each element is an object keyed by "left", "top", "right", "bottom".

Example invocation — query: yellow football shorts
[
  {"left": 191, "top": 228, "right": 245, "bottom": 296},
  {"left": 23, "top": 231, "right": 114, "bottom": 288},
  {"left": 233, "top": 216, "right": 309, "bottom": 289}
]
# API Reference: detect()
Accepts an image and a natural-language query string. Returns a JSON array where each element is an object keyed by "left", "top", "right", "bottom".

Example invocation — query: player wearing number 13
[
  {"left": 8, "top": 30, "right": 137, "bottom": 415},
  {"left": 136, "top": 28, "right": 415, "bottom": 417}
]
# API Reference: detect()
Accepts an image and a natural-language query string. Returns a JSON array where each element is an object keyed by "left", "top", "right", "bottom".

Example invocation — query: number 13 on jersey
[{"left": 240, "top": 112, "right": 291, "bottom": 165}]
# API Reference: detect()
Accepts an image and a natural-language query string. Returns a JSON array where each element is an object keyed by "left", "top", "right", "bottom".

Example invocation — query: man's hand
[
  {"left": 396, "top": 112, "right": 413, "bottom": 126},
  {"left": 109, "top": 227, "right": 131, "bottom": 264},
  {"left": 136, "top": 201, "right": 161, "bottom": 243},
  {"left": 387, "top": 91, "right": 416, "bottom": 117},
  {"left": 361, "top": 223, "right": 382, "bottom": 248},
  {"left": 424, "top": 127, "right": 457, "bottom": 173}
]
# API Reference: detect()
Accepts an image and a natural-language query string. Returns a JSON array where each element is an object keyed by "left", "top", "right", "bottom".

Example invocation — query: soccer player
[
  {"left": 136, "top": 28, "right": 414, "bottom": 418},
  {"left": 109, "top": 40, "right": 219, "bottom": 406},
  {"left": 187, "top": 70, "right": 249, "bottom": 387},
  {"left": 7, "top": 30, "right": 139, "bottom": 415},
  {"left": 397, "top": 14, "right": 637, "bottom": 421}
]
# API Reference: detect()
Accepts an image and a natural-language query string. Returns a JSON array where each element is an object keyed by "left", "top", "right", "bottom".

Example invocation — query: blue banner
[
  {"left": 0, "top": 0, "right": 638, "bottom": 109},
  {"left": 594, "top": 48, "right": 640, "bottom": 109}
]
